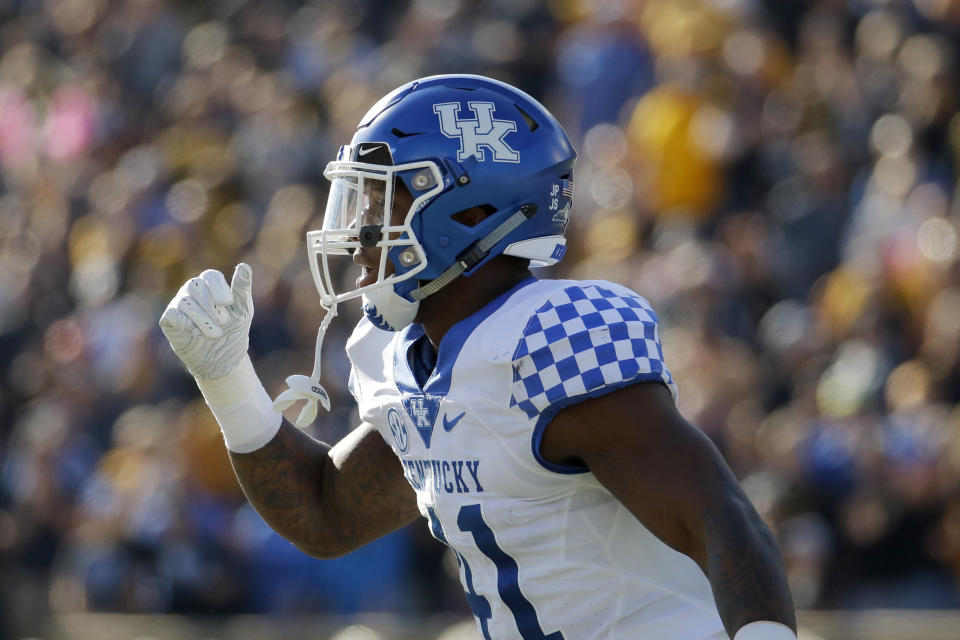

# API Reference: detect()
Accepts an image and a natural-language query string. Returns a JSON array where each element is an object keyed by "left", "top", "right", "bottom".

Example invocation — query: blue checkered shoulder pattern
[{"left": 509, "top": 284, "right": 676, "bottom": 420}]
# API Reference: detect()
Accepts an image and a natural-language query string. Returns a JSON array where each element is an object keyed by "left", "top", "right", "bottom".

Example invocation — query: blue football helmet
[{"left": 308, "top": 74, "right": 577, "bottom": 330}]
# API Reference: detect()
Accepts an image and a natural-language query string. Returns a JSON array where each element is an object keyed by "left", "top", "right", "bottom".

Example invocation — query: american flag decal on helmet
[{"left": 561, "top": 179, "right": 574, "bottom": 199}]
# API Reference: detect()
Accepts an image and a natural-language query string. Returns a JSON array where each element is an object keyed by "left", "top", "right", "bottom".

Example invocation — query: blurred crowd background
[{"left": 3, "top": 0, "right": 960, "bottom": 636}]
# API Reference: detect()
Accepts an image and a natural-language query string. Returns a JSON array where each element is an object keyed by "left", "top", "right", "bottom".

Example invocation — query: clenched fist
[{"left": 159, "top": 263, "right": 254, "bottom": 380}]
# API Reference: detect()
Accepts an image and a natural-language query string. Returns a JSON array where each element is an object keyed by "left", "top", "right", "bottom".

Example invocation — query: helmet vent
[
  {"left": 514, "top": 104, "right": 539, "bottom": 132},
  {"left": 451, "top": 204, "right": 497, "bottom": 227},
  {"left": 391, "top": 127, "right": 422, "bottom": 138}
]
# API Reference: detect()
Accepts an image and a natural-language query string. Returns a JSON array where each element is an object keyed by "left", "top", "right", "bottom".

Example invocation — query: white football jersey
[{"left": 346, "top": 278, "right": 727, "bottom": 640}]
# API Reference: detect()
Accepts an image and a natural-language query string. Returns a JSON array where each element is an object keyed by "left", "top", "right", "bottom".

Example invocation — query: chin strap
[
  {"left": 272, "top": 302, "right": 338, "bottom": 428},
  {"left": 410, "top": 204, "right": 536, "bottom": 301}
]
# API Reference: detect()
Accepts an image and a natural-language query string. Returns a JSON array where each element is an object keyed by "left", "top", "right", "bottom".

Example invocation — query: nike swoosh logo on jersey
[{"left": 442, "top": 411, "right": 466, "bottom": 432}]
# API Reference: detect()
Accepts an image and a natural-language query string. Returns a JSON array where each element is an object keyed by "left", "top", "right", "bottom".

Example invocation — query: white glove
[
  {"left": 159, "top": 264, "right": 253, "bottom": 380},
  {"left": 159, "top": 263, "right": 281, "bottom": 453}
]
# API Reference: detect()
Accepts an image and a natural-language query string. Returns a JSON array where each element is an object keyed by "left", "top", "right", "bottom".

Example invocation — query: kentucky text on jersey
[{"left": 401, "top": 458, "right": 484, "bottom": 494}]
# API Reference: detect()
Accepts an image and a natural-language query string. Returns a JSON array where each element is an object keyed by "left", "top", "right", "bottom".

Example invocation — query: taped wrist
[
  {"left": 195, "top": 354, "right": 282, "bottom": 453},
  {"left": 733, "top": 621, "right": 797, "bottom": 640}
]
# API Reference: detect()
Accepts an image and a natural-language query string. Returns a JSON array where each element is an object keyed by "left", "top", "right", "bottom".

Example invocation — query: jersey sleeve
[{"left": 509, "top": 283, "right": 677, "bottom": 428}]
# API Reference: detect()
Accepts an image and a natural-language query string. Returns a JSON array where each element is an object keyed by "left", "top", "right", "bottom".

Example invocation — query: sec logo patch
[{"left": 387, "top": 408, "right": 409, "bottom": 453}]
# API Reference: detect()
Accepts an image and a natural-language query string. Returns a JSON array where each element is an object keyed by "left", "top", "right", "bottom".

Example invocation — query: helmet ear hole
[{"left": 451, "top": 204, "right": 496, "bottom": 228}]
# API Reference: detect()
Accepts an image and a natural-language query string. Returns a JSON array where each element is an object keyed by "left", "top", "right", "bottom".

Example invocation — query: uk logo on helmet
[{"left": 433, "top": 101, "right": 520, "bottom": 163}]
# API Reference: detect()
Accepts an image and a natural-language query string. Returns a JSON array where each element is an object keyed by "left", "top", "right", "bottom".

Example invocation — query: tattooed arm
[
  {"left": 229, "top": 419, "right": 420, "bottom": 559},
  {"left": 157, "top": 264, "right": 419, "bottom": 559},
  {"left": 542, "top": 382, "right": 796, "bottom": 637}
]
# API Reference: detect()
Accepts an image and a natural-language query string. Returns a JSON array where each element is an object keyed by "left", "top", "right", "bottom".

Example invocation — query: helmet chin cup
[{"left": 362, "top": 284, "right": 420, "bottom": 332}]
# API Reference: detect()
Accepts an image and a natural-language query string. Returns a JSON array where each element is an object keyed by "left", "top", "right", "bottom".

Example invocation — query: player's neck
[{"left": 418, "top": 257, "right": 532, "bottom": 350}]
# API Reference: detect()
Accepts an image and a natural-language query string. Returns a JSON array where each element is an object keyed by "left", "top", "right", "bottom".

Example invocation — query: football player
[{"left": 160, "top": 75, "right": 797, "bottom": 639}]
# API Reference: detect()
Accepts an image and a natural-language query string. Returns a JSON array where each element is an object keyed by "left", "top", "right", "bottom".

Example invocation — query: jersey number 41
[{"left": 427, "top": 504, "right": 564, "bottom": 640}]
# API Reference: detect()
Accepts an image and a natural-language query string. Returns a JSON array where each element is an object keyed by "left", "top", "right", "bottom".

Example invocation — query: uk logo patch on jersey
[
  {"left": 402, "top": 394, "right": 443, "bottom": 448},
  {"left": 434, "top": 101, "right": 520, "bottom": 163}
]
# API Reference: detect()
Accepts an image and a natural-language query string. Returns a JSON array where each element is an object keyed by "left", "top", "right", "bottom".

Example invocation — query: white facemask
[{"left": 306, "top": 153, "right": 441, "bottom": 310}]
